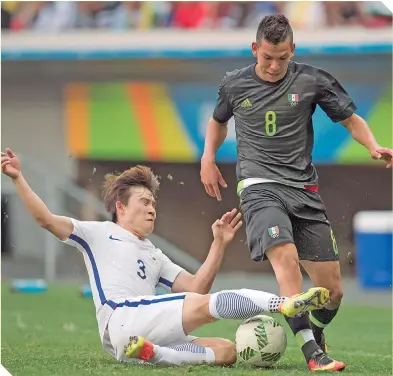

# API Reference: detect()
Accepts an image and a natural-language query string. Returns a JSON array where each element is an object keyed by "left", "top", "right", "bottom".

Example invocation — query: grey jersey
[{"left": 213, "top": 61, "right": 357, "bottom": 189}]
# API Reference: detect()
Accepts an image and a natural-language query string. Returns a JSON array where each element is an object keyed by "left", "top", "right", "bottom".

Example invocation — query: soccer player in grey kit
[{"left": 201, "top": 14, "right": 393, "bottom": 372}]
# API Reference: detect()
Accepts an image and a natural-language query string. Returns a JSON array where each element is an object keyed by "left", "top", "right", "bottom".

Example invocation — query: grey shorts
[{"left": 240, "top": 183, "right": 339, "bottom": 262}]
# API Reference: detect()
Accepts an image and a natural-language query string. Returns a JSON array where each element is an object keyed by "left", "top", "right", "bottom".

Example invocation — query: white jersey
[{"left": 62, "top": 218, "right": 185, "bottom": 341}]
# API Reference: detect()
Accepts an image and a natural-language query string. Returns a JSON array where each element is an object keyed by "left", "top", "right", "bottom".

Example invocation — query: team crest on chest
[{"left": 288, "top": 93, "right": 299, "bottom": 106}]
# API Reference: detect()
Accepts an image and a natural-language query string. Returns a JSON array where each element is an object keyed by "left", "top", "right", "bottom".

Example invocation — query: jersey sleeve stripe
[{"left": 158, "top": 277, "right": 173, "bottom": 288}]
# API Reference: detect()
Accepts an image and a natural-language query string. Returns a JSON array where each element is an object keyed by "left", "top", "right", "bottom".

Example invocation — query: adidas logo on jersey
[{"left": 240, "top": 98, "right": 252, "bottom": 108}]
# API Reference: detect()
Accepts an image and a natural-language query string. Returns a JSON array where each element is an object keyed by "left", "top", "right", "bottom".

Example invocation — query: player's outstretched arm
[
  {"left": 1, "top": 148, "right": 74, "bottom": 241},
  {"left": 340, "top": 114, "right": 393, "bottom": 168},
  {"left": 172, "top": 209, "right": 242, "bottom": 294},
  {"left": 200, "top": 117, "right": 228, "bottom": 201}
]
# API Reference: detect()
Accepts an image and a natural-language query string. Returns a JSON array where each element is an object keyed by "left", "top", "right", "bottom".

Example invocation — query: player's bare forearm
[
  {"left": 340, "top": 113, "right": 380, "bottom": 152},
  {"left": 191, "top": 240, "right": 226, "bottom": 294},
  {"left": 202, "top": 118, "right": 228, "bottom": 161},
  {"left": 12, "top": 174, "right": 73, "bottom": 240},
  {"left": 13, "top": 174, "right": 52, "bottom": 225}
]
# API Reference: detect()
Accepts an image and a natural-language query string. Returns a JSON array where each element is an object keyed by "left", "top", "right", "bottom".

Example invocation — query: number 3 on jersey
[
  {"left": 137, "top": 259, "right": 147, "bottom": 280},
  {"left": 265, "top": 110, "right": 277, "bottom": 136}
]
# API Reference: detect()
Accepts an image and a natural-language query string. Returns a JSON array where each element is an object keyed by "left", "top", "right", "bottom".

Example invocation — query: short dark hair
[
  {"left": 102, "top": 165, "right": 160, "bottom": 222},
  {"left": 256, "top": 14, "right": 293, "bottom": 45}
]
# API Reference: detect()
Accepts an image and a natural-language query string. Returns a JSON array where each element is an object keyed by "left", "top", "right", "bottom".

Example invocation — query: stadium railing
[{"left": 1, "top": 28, "right": 391, "bottom": 61}]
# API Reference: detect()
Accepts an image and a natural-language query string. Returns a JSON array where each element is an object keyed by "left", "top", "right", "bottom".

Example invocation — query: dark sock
[
  {"left": 311, "top": 306, "right": 340, "bottom": 327},
  {"left": 310, "top": 306, "right": 340, "bottom": 340},
  {"left": 285, "top": 314, "right": 320, "bottom": 362}
]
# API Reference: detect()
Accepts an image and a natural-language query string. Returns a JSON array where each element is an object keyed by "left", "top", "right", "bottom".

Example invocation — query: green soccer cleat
[
  {"left": 278, "top": 287, "right": 330, "bottom": 317},
  {"left": 124, "top": 336, "right": 155, "bottom": 361}
]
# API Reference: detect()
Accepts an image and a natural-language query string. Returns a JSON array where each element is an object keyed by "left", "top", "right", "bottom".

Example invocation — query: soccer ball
[{"left": 235, "top": 315, "right": 287, "bottom": 367}]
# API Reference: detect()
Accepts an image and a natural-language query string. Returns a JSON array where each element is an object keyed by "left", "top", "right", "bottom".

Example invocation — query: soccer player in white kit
[{"left": 2, "top": 147, "right": 330, "bottom": 367}]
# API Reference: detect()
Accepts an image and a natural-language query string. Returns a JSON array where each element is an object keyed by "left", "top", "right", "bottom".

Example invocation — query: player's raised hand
[
  {"left": 371, "top": 147, "right": 393, "bottom": 168},
  {"left": 200, "top": 159, "right": 227, "bottom": 201},
  {"left": 212, "top": 208, "right": 243, "bottom": 246},
  {"left": 1, "top": 148, "right": 21, "bottom": 179}
]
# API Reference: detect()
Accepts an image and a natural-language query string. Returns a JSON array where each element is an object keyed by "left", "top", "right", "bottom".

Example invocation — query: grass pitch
[{"left": 2, "top": 284, "right": 392, "bottom": 376}]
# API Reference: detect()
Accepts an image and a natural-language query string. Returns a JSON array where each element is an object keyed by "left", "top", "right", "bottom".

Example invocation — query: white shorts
[{"left": 105, "top": 293, "right": 197, "bottom": 362}]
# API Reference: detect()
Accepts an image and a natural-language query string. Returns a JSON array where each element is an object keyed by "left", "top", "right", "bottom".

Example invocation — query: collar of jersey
[{"left": 107, "top": 221, "right": 151, "bottom": 244}]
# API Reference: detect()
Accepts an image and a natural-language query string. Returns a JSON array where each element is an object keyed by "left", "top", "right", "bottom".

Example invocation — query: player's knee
[
  {"left": 195, "top": 293, "right": 215, "bottom": 322},
  {"left": 213, "top": 339, "right": 237, "bottom": 366},
  {"left": 325, "top": 270, "right": 343, "bottom": 305},
  {"left": 183, "top": 293, "right": 215, "bottom": 334},
  {"left": 329, "top": 286, "right": 343, "bottom": 305},
  {"left": 189, "top": 293, "right": 216, "bottom": 323},
  {"left": 204, "top": 295, "right": 217, "bottom": 323}
]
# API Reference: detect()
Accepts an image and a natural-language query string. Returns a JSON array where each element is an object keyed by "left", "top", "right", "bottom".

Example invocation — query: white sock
[
  {"left": 296, "top": 329, "right": 315, "bottom": 345},
  {"left": 150, "top": 343, "right": 216, "bottom": 365},
  {"left": 209, "top": 289, "right": 287, "bottom": 320}
]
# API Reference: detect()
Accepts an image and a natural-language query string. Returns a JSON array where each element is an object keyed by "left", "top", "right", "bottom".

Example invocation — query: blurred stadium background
[{"left": 1, "top": 1, "right": 392, "bottom": 304}]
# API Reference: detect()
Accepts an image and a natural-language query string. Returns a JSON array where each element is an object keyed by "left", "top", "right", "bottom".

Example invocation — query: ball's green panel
[
  {"left": 239, "top": 347, "right": 257, "bottom": 361},
  {"left": 260, "top": 352, "right": 282, "bottom": 363},
  {"left": 266, "top": 318, "right": 280, "bottom": 327},
  {"left": 254, "top": 323, "right": 269, "bottom": 349}
]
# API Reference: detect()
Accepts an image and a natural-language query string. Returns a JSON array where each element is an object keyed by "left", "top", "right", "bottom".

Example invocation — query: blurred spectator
[
  {"left": 243, "top": 2, "right": 286, "bottom": 28},
  {"left": 2, "top": 1, "right": 45, "bottom": 31},
  {"left": 76, "top": 1, "right": 122, "bottom": 29},
  {"left": 324, "top": 1, "right": 368, "bottom": 26},
  {"left": 172, "top": 2, "right": 209, "bottom": 29},
  {"left": 34, "top": 1, "right": 77, "bottom": 32},
  {"left": 363, "top": 1, "right": 392, "bottom": 27},
  {"left": 1, "top": 1, "right": 391, "bottom": 32},
  {"left": 284, "top": 1, "right": 327, "bottom": 29},
  {"left": 324, "top": 1, "right": 392, "bottom": 28},
  {"left": 1, "top": 1, "right": 18, "bottom": 29}
]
